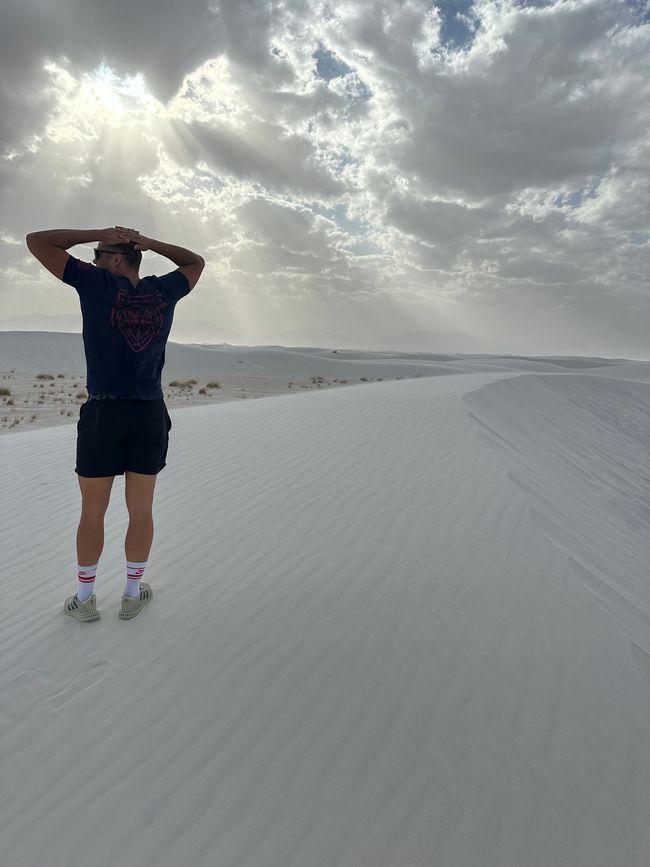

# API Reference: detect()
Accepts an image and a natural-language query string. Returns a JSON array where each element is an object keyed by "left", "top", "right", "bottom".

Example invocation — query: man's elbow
[
  {"left": 25, "top": 232, "right": 41, "bottom": 254},
  {"left": 193, "top": 254, "right": 206, "bottom": 276},
  {"left": 26, "top": 231, "right": 47, "bottom": 250}
]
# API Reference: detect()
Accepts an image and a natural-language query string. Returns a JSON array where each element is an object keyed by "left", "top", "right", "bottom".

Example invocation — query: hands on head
[{"left": 100, "top": 226, "right": 150, "bottom": 250}]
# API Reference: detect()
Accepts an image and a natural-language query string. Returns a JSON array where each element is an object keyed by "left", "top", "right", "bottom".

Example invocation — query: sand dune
[
  {"left": 0, "top": 331, "right": 630, "bottom": 436},
  {"left": 1, "top": 346, "right": 649, "bottom": 866},
  {"left": 0, "top": 332, "right": 468, "bottom": 435}
]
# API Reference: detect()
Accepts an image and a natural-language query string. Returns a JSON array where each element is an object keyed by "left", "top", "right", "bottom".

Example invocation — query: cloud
[
  {"left": 175, "top": 118, "right": 346, "bottom": 197},
  {"left": 328, "top": 0, "right": 636, "bottom": 198}
]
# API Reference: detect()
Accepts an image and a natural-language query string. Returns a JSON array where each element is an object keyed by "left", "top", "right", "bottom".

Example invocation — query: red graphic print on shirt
[{"left": 111, "top": 288, "right": 166, "bottom": 353}]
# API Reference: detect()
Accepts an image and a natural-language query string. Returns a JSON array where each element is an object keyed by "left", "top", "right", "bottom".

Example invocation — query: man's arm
[
  {"left": 25, "top": 227, "right": 131, "bottom": 280},
  {"left": 116, "top": 227, "right": 205, "bottom": 290}
]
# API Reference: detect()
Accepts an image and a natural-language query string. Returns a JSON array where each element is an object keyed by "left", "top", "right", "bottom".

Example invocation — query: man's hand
[
  {"left": 113, "top": 226, "right": 150, "bottom": 250},
  {"left": 98, "top": 227, "right": 134, "bottom": 246}
]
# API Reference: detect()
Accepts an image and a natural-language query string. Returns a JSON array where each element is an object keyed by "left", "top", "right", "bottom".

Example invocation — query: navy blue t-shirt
[{"left": 63, "top": 257, "right": 191, "bottom": 400}]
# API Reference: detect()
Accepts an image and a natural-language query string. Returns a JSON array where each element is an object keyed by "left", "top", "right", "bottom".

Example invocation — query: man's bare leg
[
  {"left": 119, "top": 472, "right": 157, "bottom": 615},
  {"left": 124, "top": 471, "right": 157, "bottom": 562},
  {"left": 77, "top": 475, "right": 115, "bottom": 565}
]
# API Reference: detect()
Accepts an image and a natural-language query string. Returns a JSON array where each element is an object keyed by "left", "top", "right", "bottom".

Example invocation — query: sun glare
[
  {"left": 43, "top": 63, "right": 163, "bottom": 144},
  {"left": 89, "top": 66, "right": 162, "bottom": 124}
]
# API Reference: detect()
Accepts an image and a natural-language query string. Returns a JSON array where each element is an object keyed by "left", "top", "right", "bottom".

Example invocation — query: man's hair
[{"left": 109, "top": 243, "right": 142, "bottom": 270}]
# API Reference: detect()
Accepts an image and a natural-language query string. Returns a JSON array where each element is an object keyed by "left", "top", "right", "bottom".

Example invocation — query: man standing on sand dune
[{"left": 26, "top": 226, "right": 205, "bottom": 622}]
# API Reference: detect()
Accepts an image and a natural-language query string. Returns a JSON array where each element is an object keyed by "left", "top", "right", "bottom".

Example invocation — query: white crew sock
[
  {"left": 77, "top": 563, "right": 98, "bottom": 601},
  {"left": 124, "top": 560, "right": 147, "bottom": 598}
]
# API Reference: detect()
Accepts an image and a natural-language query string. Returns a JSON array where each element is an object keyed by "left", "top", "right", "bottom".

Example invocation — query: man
[{"left": 26, "top": 226, "right": 205, "bottom": 621}]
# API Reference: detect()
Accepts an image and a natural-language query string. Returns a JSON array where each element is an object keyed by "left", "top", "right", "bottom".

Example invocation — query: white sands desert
[{"left": 1, "top": 335, "right": 649, "bottom": 867}]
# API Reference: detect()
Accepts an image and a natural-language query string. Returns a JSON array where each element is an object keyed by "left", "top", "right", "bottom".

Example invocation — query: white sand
[
  {"left": 0, "top": 332, "right": 467, "bottom": 435},
  {"left": 1, "top": 337, "right": 649, "bottom": 867}
]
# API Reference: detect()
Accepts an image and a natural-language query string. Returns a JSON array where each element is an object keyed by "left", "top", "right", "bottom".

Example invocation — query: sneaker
[
  {"left": 64, "top": 593, "right": 101, "bottom": 622},
  {"left": 119, "top": 582, "right": 153, "bottom": 620}
]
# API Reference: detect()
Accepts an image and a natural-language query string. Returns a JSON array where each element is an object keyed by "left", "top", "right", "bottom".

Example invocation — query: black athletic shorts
[{"left": 76, "top": 397, "right": 172, "bottom": 477}]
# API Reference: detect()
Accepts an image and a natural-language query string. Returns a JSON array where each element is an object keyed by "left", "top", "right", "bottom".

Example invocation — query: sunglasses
[{"left": 93, "top": 248, "right": 123, "bottom": 259}]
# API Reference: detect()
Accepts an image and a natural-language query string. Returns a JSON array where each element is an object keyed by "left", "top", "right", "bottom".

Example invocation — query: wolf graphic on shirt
[{"left": 111, "top": 287, "right": 167, "bottom": 353}]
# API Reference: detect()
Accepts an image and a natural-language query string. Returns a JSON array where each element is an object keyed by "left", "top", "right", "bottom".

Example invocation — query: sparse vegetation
[
  {"left": 36, "top": 373, "right": 54, "bottom": 380},
  {"left": 206, "top": 382, "right": 221, "bottom": 389},
  {"left": 0, "top": 387, "right": 10, "bottom": 397}
]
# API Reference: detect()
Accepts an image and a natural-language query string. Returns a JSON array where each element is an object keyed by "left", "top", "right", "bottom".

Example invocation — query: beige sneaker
[
  {"left": 119, "top": 582, "right": 153, "bottom": 620},
  {"left": 63, "top": 593, "right": 101, "bottom": 622}
]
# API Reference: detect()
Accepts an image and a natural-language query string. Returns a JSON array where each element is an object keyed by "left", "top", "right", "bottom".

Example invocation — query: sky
[{"left": 1, "top": 0, "right": 648, "bottom": 356}]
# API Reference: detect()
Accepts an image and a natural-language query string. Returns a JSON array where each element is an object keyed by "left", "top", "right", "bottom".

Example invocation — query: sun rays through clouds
[{"left": 1, "top": 1, "right": 649, "bottom": 355}]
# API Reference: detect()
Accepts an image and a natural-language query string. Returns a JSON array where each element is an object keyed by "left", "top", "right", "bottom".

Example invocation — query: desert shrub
[
  {"left": 206, "top": 382, "right": 221, "bottom": 389},
  {"left": 36, "top": 373, "right": 54, "bottom": 380},
  {"left": 0, "top": 387, "right": 11, "bottom": 397}
]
